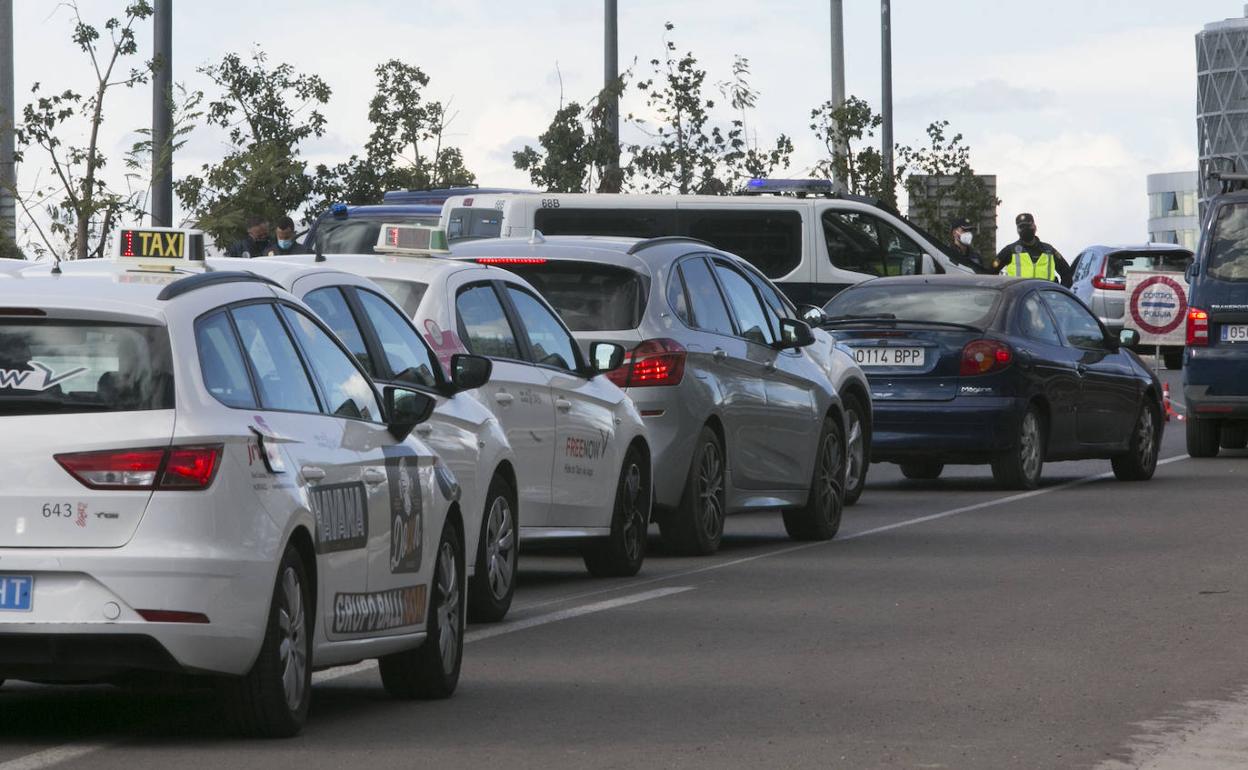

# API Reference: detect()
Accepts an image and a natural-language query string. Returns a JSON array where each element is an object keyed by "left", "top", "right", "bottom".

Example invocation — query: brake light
[
  {"left": 56, "top": 446, "right": 222, "bottom": 491},
  {"left": 1091, "top": 274, "right": 1125, "bottom": 290},
  {"left": 475, "top": 257, "right": 547, "bottom": 265},
  {"left": 960, "top": 339, "right": 1013, "bottom": 376},
  {"left": 136, "top": 609, "right": 210, "bottom": 623},
  {"left": 608, "top": 338, "right": 687, "bottom": 388},
  {"left": 1187, "top": 307, "right": 1209, "bottom": 346}
]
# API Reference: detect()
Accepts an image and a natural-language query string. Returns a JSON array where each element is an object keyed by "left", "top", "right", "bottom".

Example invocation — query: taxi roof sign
[
  {"left": 374, "top": 224, "right": 450, "bottom": 256},
  {"left": 116, "top": 227, "right": 206, "bottom": 269}
]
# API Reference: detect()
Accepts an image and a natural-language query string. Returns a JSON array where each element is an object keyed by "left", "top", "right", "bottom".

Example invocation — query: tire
[
  {"left": 1163, "top": 350, "right": 1183, "bottom": 370},
  {"left": 583, "top": 446, "right": 651, "bottom": 577},
  {"left": 1112, "top": 403, "right": 1161, "bottom": 481},
  {"left": 991, "top": 405, "right": 1045, "bottom": 490},
  {"left": 1220, "top": 425, "right": 1247, "bottom": 450},
  {"left": 1187, "top": 417, "right": 1221, "bottom": 458},
  {"left": 842, "top": 394, "right": 870, "bottom": 506},
  {"left": 782, "top": 415, "right": 846, "bottom": 541},
  {"left": 379, "top": 519, "right": 464, "bottom": 699},
  {"left": 899, "top": 461, "right": 944, "bottom": 480},
  {"left": 659, "top": 426, "right": 726, "bottom": 556},
  {"left": 468, "top": 475, "right": 517, "bottom": 623},
  {"left": 218, "top": 544, "right": 312, "bottom": 738}
]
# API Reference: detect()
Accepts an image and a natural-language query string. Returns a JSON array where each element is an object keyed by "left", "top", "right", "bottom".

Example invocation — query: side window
[
  {"left": 877, "top": 220, "right": 923, "bottom": 275},
  {"left": 195, "top": 311, "right": 257, "bottom": 408},
  {"left": 679, "top": 256, "right": 736, "bottom": 336},
  {"left": 356, "top": 289, "right": 440, "bottom": 388},
  {"left": 1018, "top": 292, "right": 1063, "bottom": 346},
  {"left": 280, "top": 305, "right": 381, "bottom": 421},
  {"left": 667, "top": 266, "right": 692, "bottom": 325},
  {"left": 304, "top": 287, "right": 373, "bottom": 375},
  {"left": 681, "top": 210, "right": 803, "bottom": 279},
  {"left": 505, "top": 287, "right": 579, "bottom": 371},
  {"left": 1042, "top": 291, "right": 1106, "bottom": 349},
  {"left": 713, "top": 261, "right": 776, "bottom": 346},
  {"left": 456, "top": 284, "right": 523, "bottom": 360},
  {"left": 823, "top": 210, "right": 886, "bottom": 276},
  {"left": 746, "top": 268, "right": 794, "bottom": 338},
  {"left": 231, "top": 304, "right": 320, "bottom": 414}
]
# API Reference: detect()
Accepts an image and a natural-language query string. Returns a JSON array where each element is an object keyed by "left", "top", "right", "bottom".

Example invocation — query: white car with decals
[
  {"left": 215, "top": 258, "right": 521, "bottom": 622},
  {"left": 263, "top": 226, "right": 653, "bottom": 578},
  {"left": 0, "top": 230, "right": 465, "bottom": 738}
]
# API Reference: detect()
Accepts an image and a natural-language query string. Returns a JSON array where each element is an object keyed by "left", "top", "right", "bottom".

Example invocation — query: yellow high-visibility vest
[{"left": 1003, "top": 248, "right": 1055, "bottom": 280}]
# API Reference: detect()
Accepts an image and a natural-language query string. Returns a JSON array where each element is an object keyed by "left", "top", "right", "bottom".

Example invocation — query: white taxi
[
  {"left": 0, "top": 230, "right": 465, "bottom": 737},
  {"left": 218, "top": 257, "right": 520, "bottom": 622},
  {"left": 265, "top": 226, "right": 653, "bottom": 578}
]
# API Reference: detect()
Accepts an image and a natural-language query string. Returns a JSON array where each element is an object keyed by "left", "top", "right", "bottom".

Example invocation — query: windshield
[
  {"left": 0, "top": 321, "right": 173, "bottom": 415},
  {"left": 1207, "top": 203, "right": 1248, "bottom": 282},
  {"left": 316, "top": 215, "right": 440, "bottom": 254},
  {"left": 824, "top": 285, "right": 1001, "bottom": 326},
  {"left": 495, "top": 261, "right": 648, "bottom": 331},
  {"left": 372, "top": 279, "right": 430, "bottom": 317},
  {"left": 1106, "top": 250, "right": 1192, "bottom": 279}
]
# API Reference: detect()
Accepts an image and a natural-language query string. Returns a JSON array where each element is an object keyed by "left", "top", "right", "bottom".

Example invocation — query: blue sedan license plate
[{"left": 0, "top": 575, "right": 33, "bottom": 612}]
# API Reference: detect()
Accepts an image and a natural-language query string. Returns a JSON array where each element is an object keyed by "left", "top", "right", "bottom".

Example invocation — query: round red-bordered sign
[{"left": 1128, "top": 275, "right": 1187, "bottom": 336}]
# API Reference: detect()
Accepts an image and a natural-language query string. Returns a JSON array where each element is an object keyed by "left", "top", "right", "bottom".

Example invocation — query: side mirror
[
  {"left": 1119, "top": 329, "right": 1140, "bottom": 349},
  {"left": 449, "top": 353, "right": 492, "bottom": 392},
  {"left": 588, "top": 341, "right": 626, "bottom": 374},
  {"left": 384, "top": 385, "right": 436, "bottom": 441},
  {"left": 798, "top": 305, "right": 827, "bottom": 326},
  {"left": 775, "top": 318, "right": 816, "bottom": 350},
  {"left": 1185, "top": 261, "right": 1196, "bottom": 284}
]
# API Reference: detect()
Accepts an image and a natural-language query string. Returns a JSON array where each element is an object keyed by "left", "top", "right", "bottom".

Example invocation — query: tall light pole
[
  {"left": 0, "top": 0, "right": 15, "bottom": 244},
  {"left": 830, "top": 0, "right": 846, "bottom": 190},
  {"left": 880, "top": 0, "right": 895, "bottom": 200},
  {"left": 151, "top": 0, "right": 172, "bottom": 226},
  {"left": 603, "top": 0, "right": 620, "bottom": 193}
]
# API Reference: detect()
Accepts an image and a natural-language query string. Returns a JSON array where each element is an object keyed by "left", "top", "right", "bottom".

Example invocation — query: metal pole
[
  {"left": 602, "top": 0, "right": 620, "bottom": 193},
  {"left": 151, "top": 0, "right": 172, "bottom": 226},
  {"left": 829, "top": 0, "right": 846, "bottom": 190},
  {"left": 0, "top": 0, "right": 15, "bottom": 243},
  {"left": 880, "top": 0, "right": 895, "bottom": 199}
]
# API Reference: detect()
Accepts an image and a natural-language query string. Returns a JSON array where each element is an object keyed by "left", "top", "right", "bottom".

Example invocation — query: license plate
[
  {"left": 853, "top": 347, "right": 925, "bottom": 367},
  {"left": 0, "top": 575, "right": 33, "bottom": 612},
  {"left": 1221, "top": 325, "right": 1248, "bottom": 343}
]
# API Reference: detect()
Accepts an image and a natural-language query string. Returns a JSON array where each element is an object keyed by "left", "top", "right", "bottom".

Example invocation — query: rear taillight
[
  {"left": 960, "top": 339, "right": 1013, "bottom": 376},
  {"left": 56, "top": 446, "right": 222, "bottom": 491},
  {"left": 1091, "top": 274, "right": 1125, "bottom": 291},
  {"left": 136, "top": 609, "right": 211, "bottom": 623},
  {"left": 1187, "top": 307, "right": 1209, "bottom": 346},
  {"left": 608, "top": 338, "right": 687, "bottom": 388}
]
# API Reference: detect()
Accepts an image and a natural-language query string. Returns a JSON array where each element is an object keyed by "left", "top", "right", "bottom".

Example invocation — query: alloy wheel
[
  {"left": 277, "top": 566, "right": 306, "bottom": 712},
  {"left": 484, "top": 496, "right": 515, "bottom": 601},
  {"left": 816, "top": 429, "right": 844, "bottom": 525},
  {"left": 1137, "top": 408, "right": 1156, "bottom": 469},
  {"left": 698, "top": 442, "right": 725, "bottom": 542},
  {"left": 1020, "top": 412, "right": 1042, "bottom": 481},
  {"left": 620, "top": 462, "right": 646, "bottom": 562},
  {"left": 435, "top": 542, "right": 461, "bottom": 674},
  {"left": 845, "top": 410, "right": 864, "bottom": 497}
]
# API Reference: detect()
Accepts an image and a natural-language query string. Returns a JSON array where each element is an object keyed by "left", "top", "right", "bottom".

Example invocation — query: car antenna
[
  {"left": 50, "top": 250, "right": 62, "bottom": 275},
  {"left": 314, "top": 237, "right": 325, "bottom": 263}
]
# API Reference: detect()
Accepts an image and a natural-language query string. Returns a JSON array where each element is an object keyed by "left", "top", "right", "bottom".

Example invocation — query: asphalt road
[{"left": 4, "top": 367, "right": 1248, "bottom": 769}]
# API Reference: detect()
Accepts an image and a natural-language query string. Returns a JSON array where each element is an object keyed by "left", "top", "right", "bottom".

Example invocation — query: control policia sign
[{"left": 1125, "top": 271, "right": 1188, "bottom": 346}]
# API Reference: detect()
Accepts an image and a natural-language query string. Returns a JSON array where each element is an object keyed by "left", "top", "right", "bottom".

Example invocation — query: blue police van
[{"left": 1183, "top": 170, "right": 1248, "bottom": 456}]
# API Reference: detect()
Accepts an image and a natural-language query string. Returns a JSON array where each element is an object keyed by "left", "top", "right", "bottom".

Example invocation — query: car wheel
[
  {"left": 1220, "top": 425, "right": 1247, "bottom": 450},
  {"left": 991, "top": 406, "right": 1045, "bottom": 490},
  {"left": 900, "top": 461, "right": 944, "bottom": 480},
  {"left": 1112, "top": 403, "right": 1161, "bottom": 481},
  {"left": 842, "top": 394, "right": 869, "bottom": 506},
  {"left": 583, "top": 446, "right": 650, "bottom": 577},
  {"left": 1163, "top": 350, "right": 1183, "bottom": 370},
  {"left": 379, "top": 520, "right": 464, "bottom": 699},
  {"left": 660, "top": 426, "right": 726, "bottom": 556},
  {"left": 1186, "top": 417, "right": 1221, "bottom": 458},
  {"left": 218, "top": 544, "right": 312, "bottom": 738},
  {"left": 782, "top": 415, "right": 846, "bottom": 541},
  {"left": 468, "top": 475, "right": 517, "bottom": 623}
]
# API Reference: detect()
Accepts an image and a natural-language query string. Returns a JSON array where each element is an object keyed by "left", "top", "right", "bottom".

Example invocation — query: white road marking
[
  {"left": 0, "top": 747, "right": 108, "bottom": 770},
  {"left": 1097, "top": 687, "right": 1248, "bottom": 769}
]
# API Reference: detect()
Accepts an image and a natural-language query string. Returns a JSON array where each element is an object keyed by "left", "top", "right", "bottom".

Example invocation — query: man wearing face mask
[
  {"left": 993, "top": 212, "right": 1072, "bottom": 286},
  {"left": 949, "top": 216, "right": 982, "bottom": 269},
  {"left": 226, "top": 217, "right": 270, "bottom": 259},
  {"left": 264, "top": 216, "right": 309, "bottom": 256}
]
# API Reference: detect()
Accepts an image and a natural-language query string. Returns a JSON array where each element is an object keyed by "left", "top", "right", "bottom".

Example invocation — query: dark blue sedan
[{"left": 819, "top": 275, "right": 1164, "bottom": 489}]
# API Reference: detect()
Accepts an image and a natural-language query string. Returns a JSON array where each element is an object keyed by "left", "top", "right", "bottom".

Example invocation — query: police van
[{"left": 437, "top": 180, "right": 983, "bottom": 308}]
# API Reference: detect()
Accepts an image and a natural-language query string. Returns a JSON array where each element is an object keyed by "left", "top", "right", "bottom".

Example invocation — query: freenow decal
[
  {"left": 310, "top": 482, "right": 368, "bottom": 553},
  {"left": 385, "top": 448, "right": 424, "bottom": 574},
  {"left": 0, "top": 361, "right": 87, "bottom": 392},
  {"left": 332, "top": 585, "right": 427, "bottom": 634},
  {"left": 563, "top": 429, "right": 611, "bottom": 478}
]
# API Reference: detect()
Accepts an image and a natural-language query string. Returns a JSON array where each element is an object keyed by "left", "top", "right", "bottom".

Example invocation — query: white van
[{"left": 439, "top": 181, "right": 983, "bottom": 308}]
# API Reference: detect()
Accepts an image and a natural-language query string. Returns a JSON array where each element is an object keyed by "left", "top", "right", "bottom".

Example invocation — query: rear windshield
[
  {"left": 373, "top": 279, "right": 429, "bottom": 317},
  {"left": 0, "top": 321, "right": 173, "bottom": 415},
  {"left": 496, "top": 261, "right": 648, "bottom": 331},
  {"left": 1106, "top": 250, "right": 1191, "bottom": 279},
  {"left": 316, "top": 215, "right": 440, "bottom": 254},
  {"left": 1207, "top": 203, "right": 1248, "bottom": 282},
  {"left": 446, "top": 208, "right": 503, "bottom": 242},
  {"left": 824, "top": 285, "right": 1001, "bottom": 326}
]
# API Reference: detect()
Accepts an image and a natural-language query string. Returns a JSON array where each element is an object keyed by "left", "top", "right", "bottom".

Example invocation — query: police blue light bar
[{"left": 744, "top": 178, "right": 836, "bottom": 195}]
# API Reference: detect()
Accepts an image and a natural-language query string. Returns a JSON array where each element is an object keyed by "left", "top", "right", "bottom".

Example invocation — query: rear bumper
[
  {"left": 870, "top": 397, "right": 1026, "bottom": 463},
  {"left": 624, "top": 385, "right": 699, "bottom": 509},
  {"left": 1184, "top": 386, "right": 1248, "bottom": 420},
  {"left": 1185, "top": 351, "right": 1248, "bottom": 418}
]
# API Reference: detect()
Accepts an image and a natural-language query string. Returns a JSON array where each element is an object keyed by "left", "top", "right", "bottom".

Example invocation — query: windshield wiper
[
  {"left": 823, "top": 313, "right": 896, "bottom": 322},
  {"left": 821, "top": 316, "right": 982, "bottom": 332}
]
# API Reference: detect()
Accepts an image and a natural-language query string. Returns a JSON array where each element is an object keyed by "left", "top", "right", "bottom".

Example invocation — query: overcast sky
[{"left": 9, "top": 0, "right": 1239, "bottom": 255}]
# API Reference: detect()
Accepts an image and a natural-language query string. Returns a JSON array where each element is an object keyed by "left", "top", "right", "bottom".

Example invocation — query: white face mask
[{"left": 958, "top": 231, "right": 974, "bottom": 246}]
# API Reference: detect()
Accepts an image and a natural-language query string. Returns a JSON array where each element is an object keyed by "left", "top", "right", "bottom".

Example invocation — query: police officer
[
  {"left": 226, "top": 217, "right": 270, "bottom": 259},
  {"left": 993, "top": 213, "right": 1072, "bottom": 286},
  {"left": 264, "top": 216, "right": 309, "bottom": 256},
  {"left": 949, "top": 216, "right": 983, "bottom": 268}
]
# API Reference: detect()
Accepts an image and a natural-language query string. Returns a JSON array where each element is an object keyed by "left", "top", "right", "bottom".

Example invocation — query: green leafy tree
[
  {"left": 899, "top": 120, "right": 1000, "bottom": 238},
  {"left": 809, "top": 95, "right": 894, "bottom": 201},
  {"left": 175, "top": 50, "right": 331, "bottom": 245},
  {"left": 513, "top": 73, "right": 629, "bottom": 193},
  {"left": 714, "top": 55, "right": 793, "bottom": 192},
  {"left": 13, "top": 1, "right": 154, "bottom": 259}
]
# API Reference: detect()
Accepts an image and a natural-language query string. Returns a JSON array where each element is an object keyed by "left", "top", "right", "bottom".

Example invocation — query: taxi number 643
[{"left": 42, "top": 502, "right": 73, "bottom": 518}]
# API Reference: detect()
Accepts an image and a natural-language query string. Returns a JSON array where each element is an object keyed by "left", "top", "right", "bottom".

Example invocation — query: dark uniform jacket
[{"left": 993, "top": 239, "right": 1073, "bottom": 286}]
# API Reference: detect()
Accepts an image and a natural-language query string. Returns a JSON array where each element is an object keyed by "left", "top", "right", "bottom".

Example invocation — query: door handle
[
  {"left": 556, "top": 398, "right": 572, "bottom": 412},
  {"left": 1076, "top": 364, "right": 1089, "bottom": 376},
  {"left": 300, "top": 465, "right": 327, "bottom": 482},
  {"left": 494, "top": 392, "right": 514, "bottom": 406},
  {"left": 415, "top": 423, "right": 433, "bottom": 436},
  {"left": 363, "top": 468, "right": 387, "bottom": 486},
  {"left": 712, "top": 348, "right": 727, "bottom": 360}
]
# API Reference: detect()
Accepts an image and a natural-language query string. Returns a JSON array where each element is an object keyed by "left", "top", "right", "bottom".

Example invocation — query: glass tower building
[
  {"left": 1147, "top": 171, "right": 1199, "bottom": 251},
  {"left": 1197, "top": 6, "right": 1248, "bottom": 206}
]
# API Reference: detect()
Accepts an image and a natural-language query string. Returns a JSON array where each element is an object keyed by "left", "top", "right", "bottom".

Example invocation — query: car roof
[
  {"left": 314, "top": 204, "right": 442, "bottom": 221},
  {"left": 254, "top": 252, "right": 491, "bottom": 284},
  {"left": 851, "top": 274, "right": 1042, "bottom": 291},
  {"left": 449, "top": 234, "right": 719, "bottom": 275}
]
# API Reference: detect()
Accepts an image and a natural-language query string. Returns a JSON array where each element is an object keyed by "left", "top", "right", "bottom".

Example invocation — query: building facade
[
  {"left": 1147, "top": 171, "right": 1200, "bottom": 251},
  {"left": 1197, "top": 7, "right": 1248, "bottom": 206}
]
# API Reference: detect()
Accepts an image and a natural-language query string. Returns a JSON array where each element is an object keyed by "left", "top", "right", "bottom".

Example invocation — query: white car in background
[
  {"left": 220, "top": 258, "right": 520, "bottom": 622},
  {"left": 265, "top": 230, "right": 653, "bottom": 578},
  {"left": 0, "top": 232, "right": 465, "bottom": 737}
]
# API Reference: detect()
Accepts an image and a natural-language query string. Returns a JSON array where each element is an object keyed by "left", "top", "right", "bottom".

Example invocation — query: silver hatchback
[{"left": 452, "top": 235, "right": 855, "bottom": 556}]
